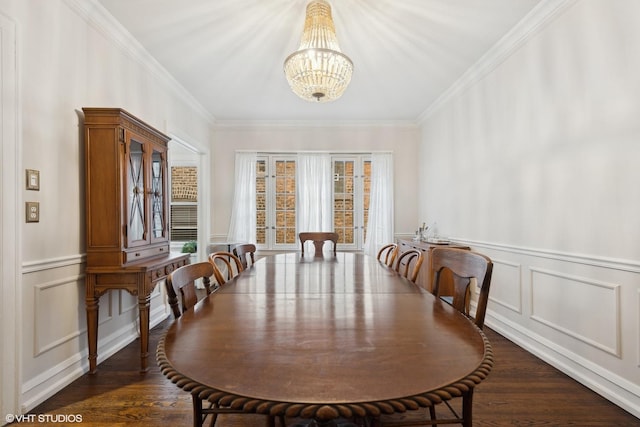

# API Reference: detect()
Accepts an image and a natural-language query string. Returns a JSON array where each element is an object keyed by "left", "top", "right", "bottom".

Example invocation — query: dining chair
[
  {"left": 232, "top": 243, "right": 257, "bottom": 269},
  {"left": 208, "top": 251, "right": 244, "bottom": 286},
  {"left": 431, "top": 247, "right": 493, "bottom": 330},
  {"left": 299, "top": 231, "right": 339, "bottom": 256},
  {"left": 165, "top": 262, "right": 214, "bottom": 319},
  {"left": 377, "top": 243, "right": 398, "bottom": 267},
  {"left": 393, "top": 248, "right": 424, "bottom": 284},
  {"left": 387, "top": 247, "right": 493, "bottom": 427}
]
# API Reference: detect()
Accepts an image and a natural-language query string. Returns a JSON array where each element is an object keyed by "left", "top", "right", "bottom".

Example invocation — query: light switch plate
[
  {"left": 26, "top": 202, "right": 39, "bottom": 222},
  {"left": 26, "top": 169, "right": 40, "bottom": 190}
]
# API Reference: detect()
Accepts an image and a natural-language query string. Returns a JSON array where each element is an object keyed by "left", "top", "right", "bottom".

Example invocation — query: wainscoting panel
[
  {"left": 119, "top": 289, "right": 138, "bottom": 315},
  {"left": 487, "top": 258, "right": 522, "bottom": 314},
  {"left": 530, "top": 267, "right": 620, "bottom": 356},
  {"left": 21, "top": 256, "right": 171, "bottom": 412},
  {"left": 453, "top": 238, "right": 640, "bottom": 418},
  {"left": 637, "top": 289, "right": 640, "bottom": 368},
  {"left": 34, "top": 275, "right": 85, "bottom": 357}
]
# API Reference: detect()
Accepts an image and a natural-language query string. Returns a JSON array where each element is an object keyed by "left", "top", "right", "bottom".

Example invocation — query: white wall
[
  {"left": 419, "top": 0, "right": 640, "bottom": 417},
  {"left": 211, "top": 124, "right": 420, "bottom": 241},
  {"left": 0, "top": 0, "right": 213, "bottom": 414}
]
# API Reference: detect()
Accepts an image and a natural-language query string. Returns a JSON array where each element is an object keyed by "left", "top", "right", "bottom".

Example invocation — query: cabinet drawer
[{"left": 123, "top": 244, "right": 169, "bottom": 263}]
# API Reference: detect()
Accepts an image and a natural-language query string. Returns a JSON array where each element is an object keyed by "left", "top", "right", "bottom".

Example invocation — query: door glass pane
[
  {"left": 151, "top": 148, "right": 165, "bottom": 238},
  {"left": 128, "top": 139, "right": 145, "bottom": 242},
  {"left": 363, "top": 160, "right": 371, "bottom": 242},
  {"left": 274, "top": 160, "right": 296, "bottom": 244},
  {"left": 333, "top": 160, "right": 355, "bottom": 244},
  {"left": 256, "top": 160, "right": 267, "bottom": 245}
]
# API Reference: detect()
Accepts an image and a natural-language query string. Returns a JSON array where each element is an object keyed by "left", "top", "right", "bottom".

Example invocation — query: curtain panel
[
  {"left": 227, "top": 152, "right": 257, "bottom": 243},
  {"left": 363, "top": 153, "right": 394, "bottom": 256},
  {"left": 296, "top": 153, "right": 333, "bottom": 252}
]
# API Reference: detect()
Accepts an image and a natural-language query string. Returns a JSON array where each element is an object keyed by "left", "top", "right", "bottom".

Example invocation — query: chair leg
[
  {"left": 192, "top": 395, "right": 203, "bottom": 427},
  {"left": 429, "top": 406, "right": 437, "bottom": 427},
  {"left": 462, "top": 389, "right": 473, "bottom": 427}
]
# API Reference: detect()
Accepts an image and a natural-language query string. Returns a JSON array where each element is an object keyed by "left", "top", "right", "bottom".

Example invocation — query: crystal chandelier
[{"left": 284, "top": 0, "right": 353, "bottom": 103}]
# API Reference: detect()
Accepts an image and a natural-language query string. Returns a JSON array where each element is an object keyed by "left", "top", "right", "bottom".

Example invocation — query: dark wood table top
[{"left": 157, "top": 252, "right": 493, "bottom": 422}]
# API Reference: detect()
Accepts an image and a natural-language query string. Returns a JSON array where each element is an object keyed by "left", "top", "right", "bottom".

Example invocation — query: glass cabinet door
[
  {"left": 126, "top": 138, "right": 147, "bottom": 246},
  {"left": 150, "top": 145, "right": 167, "bottom": 241}
]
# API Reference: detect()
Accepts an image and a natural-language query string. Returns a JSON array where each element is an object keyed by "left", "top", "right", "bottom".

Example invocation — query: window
[
  {"left": 256, "top": 154, "right": 370, "bottom": 251},
  {"left": 170, "top": 166, "right": 198, "bottom": 241}
]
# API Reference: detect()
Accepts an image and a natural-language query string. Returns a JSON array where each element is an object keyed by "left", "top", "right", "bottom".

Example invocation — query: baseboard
[
  {"left": 485, "top": 311, "right": 640, "bottom": 418},
  {"left": 20, "top": 307, "right": 169, "bottom": 413}
]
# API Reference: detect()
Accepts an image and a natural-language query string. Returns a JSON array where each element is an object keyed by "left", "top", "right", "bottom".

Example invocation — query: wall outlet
[{"left": 26, "top": 202, "right": 39, "bottom": 222}]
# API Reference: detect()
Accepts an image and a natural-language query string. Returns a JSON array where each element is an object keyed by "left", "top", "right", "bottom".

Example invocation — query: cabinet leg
[
  {"left": 86, "top": 292, "right": 99, "bottom": 374},
  {"left": 138, "top": 294, "right": 151, "bottom": 373}
]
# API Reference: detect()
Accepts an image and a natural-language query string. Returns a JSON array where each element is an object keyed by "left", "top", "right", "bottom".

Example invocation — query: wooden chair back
[
  {"left": 394, "top": 248, "right": 424, "bottom": 283},
  {"left": 165, "top": 262, "right": 214, "bottom": 319},
  {"left": 299, "top": 231, "right": 339, "bottom": 255},
  {"left": 431, "top": 247, "right": 493, "bottom": 329},
  {"left": 233, "top": 243, "right": 257, "bottom": 269},
  {"left": 208, "top": 251, "right": 244, "bottom": 286},
  {"left": 377, "top": 243, "right": 398, "bottom": 267}
]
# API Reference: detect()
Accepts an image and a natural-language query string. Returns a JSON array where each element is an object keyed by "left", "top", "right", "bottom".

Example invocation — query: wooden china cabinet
[{"left": 82, "top": 108, "right": 189, "bottom": 373}]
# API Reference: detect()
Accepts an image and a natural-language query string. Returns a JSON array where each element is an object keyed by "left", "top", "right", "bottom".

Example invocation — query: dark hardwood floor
[{"left": 16, "top": 319, "right": 639, "bottom": 426}]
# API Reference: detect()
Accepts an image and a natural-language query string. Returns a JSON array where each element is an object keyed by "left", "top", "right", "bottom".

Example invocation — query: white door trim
[{"left": 0, "top": 10, "right": 22, "bottom": 418}]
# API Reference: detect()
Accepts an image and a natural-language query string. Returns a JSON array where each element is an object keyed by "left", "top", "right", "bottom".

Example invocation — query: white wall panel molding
[
  {"left": 63, "top": 0, "right": 213, "bottom": 124},
  {"left": 486, "top": 311, "right": 640, "bottom": 419},
  {"left": 22, "top": 253, "right": 85, "bottom": 274},
  {"left": 0, "top": 9, "right": 21, "bottom": 418},
  {"left": 118, "top": 290, "right": 138, "bottom": 315},
  {"left": 529, "top": 267, "right": 620, "bottom": 357},
  {"left": 118, "top": 283, "right": 165, "bottom": 316},
  {"left": 21, "top": 349, "right": 85, "bottom": 413},
  {"left": 637, "top": 289, "right": 640, "bottom": 368},
  {"left": 21, "top": 319, "right": 140, "bottom": 413},
  {"left": 487, "top": 258, "right": 522, "bottom": 314},
  {"left": 453, "top": 238, "right": 640, "bottom": 274},
  {"left": 33, "top": 275, "right": 85, "bottom": 357}
]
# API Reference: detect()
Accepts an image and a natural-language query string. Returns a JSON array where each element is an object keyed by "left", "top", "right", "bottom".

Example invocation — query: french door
[{"left": 256, "top": 154, "right": 370, "bottom": 251}]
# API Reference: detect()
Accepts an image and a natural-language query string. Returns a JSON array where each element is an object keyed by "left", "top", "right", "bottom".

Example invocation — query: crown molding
[
  {"left": 213, "top": 119, "right": 419, "bottom": 129},
  {"left": 417, "top": 0, "right": 577, "bottom": 124},
  {"left": 63, "top": 0, "right": 214, "bottom": 124}
]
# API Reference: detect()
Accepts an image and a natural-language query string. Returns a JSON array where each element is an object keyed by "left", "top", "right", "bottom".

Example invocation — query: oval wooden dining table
[{"left": 157, "top": 252, "right": 493, "bottom": 426}]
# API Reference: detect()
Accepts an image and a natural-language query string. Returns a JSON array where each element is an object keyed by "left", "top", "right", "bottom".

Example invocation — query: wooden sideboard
[{"left": 397, "top": 238, "right": 470, "bottom": 294}]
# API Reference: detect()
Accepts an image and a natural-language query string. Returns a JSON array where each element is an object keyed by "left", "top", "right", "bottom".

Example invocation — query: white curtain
[
  {"left": 363, "top": 153, "right": 394, "bottom": 256},
  {"left": 297, "top": 154, "right": 332, "bottom": 251},
  {"left": 227, "top": 152, "right": 257, "bottom": 243}
]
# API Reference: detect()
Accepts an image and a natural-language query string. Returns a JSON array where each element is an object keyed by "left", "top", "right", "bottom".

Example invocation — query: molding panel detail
[
  {"left": 637, "top": 289, "right": 640, "bottom": 368},
  {"left": 530, "top": 267, "right": 620, "bottom": 357},
  {"left": 33, "top": 276, "right": 85, "bottom": 357},
  {"left": 488, "top": 258, "right": 522, "bottom": 314}
]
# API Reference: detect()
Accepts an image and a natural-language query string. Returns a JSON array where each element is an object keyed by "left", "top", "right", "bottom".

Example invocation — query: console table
[{"left": 85, "top": 252, "right": 189, "bottom": 374}]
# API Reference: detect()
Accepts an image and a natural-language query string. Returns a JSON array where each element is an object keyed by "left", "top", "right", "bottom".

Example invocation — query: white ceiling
[{"left": 97, "top": 0, "right": 542, "bottom": 123}]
